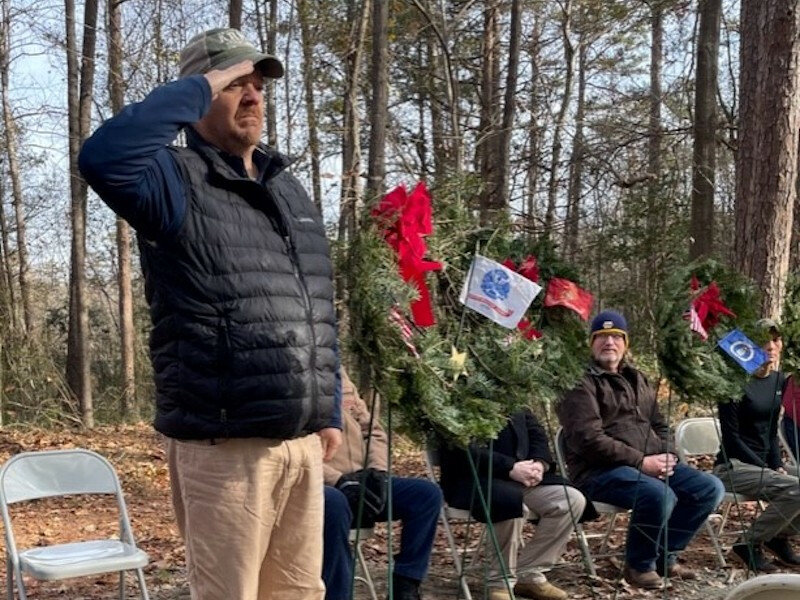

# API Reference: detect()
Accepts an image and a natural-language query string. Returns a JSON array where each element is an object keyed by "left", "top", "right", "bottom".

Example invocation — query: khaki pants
[
  {"left": 713, "top": 459, "right": 800, "bottom": 543},
  {"left": 167, "top": 435, "right": 325, "bottom": 600},
  {"left": 488, "top": 484, "right": 586, "bottom": 586}
]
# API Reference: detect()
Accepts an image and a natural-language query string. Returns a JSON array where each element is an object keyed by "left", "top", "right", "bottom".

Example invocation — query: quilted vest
[{"left": 140, "top": 139, "right": 337, "bottom": 440}]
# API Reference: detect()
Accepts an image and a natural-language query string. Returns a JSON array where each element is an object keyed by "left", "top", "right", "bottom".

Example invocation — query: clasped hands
[
  {"left": 510, "top": 459, "right": 545, "bottom": 487},
  {"left": 641, "top": 453, "right": 677, "bottom": 480}
]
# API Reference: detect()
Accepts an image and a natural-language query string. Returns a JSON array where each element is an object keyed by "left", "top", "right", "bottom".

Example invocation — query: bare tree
[
  {"left": 298, "top": 0, "right": 322, "bottom": 212},
  {"left": 366, "top": 0, "right": 388, "bottom": 200},
  {"left": 735, "top": 0, "right": 800, "bottom": 318},
  {"left": 229, "top": 0, "right": 242, "bottom": 30},
  {"left": 108, "top": 0, "right": 137, "bottom": 420},
  {"left": 563, "top": 38, "right": 587, "bottom": 259},
  {"left": 690, "top": 0, "right": 722, "bottom": 260},
  {"left": 543, "top": 0, "right": 575, "bottom": 236},
  {"left": 65, "top": 0, "right": 98, "bottom": 427},
  {"left": 0, "top": 0, "right": 31, "bottom": 335}
]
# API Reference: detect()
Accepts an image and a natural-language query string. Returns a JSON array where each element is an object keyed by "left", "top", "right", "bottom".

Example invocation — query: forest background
[{"left": 0, "top": 0, "right": 797, "bottom": 430}]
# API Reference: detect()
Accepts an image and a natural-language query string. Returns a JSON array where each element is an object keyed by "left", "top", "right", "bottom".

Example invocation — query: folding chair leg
[
  {"left": 705, "top": 519, "right": 727, "bottom": 568},
  {"left": 354, "top": 542, "right": 378, "bottom": 600},
  {"left": 6, "top": 556, "right": 12, "bottom": 600},
  {"left": 572, "top": 522, "right": 597, "bottom": 577},
  {"left": 438, "top": 507, "right": 473, "bottom": 600},
  {"left": 597, "top": 513, "right": 619, "bottom": 555},
  {"left": 135, "top": 568, "right": 150, "bottom": 600},
  {"left": 119, "top": 570, "right": 125, "bottom": 600}
]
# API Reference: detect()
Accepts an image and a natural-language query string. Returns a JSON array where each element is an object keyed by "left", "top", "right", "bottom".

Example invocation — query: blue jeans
[
  {"left": 582, "top": 463, "right": 724, "bottom": 572},
  {"left": 322, "top": 477, "right": 442, "bottom": 599}
]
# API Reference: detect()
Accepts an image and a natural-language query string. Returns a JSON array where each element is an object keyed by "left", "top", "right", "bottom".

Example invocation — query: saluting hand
[{"left": 203, "top": 60, "right": 256, "bottom": 99}]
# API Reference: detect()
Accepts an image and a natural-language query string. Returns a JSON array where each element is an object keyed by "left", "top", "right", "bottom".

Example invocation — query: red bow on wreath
[
  {"left": 502, "top": 256, "right": 543, "bottom": 339},
  {"left": 372, "top": 182, "right": 443, "bottom": 327},
  {"left": 689, "top": 275, "right": 736, "bottom": 331}
]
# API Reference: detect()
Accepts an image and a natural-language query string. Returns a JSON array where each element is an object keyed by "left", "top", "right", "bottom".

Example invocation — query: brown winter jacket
[
  {"left": 323, "top": 370, "right": 389, "bottom": 486},
  {"left": 556, "top": 361, "right": 671, "bottom": 487}
]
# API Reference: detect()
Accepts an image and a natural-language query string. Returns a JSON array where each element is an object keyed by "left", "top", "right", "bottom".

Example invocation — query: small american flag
[
  {"left": 684, "top": 305, "right": 708, "bottom": 341},
  {"left": 389, "top": 306, "right": 420, "bottom": 358}
]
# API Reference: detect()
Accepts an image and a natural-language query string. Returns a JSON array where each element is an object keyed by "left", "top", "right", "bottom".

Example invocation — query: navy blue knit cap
[{"left": 590, "top": 310, "right": 628, "bottom": 345}]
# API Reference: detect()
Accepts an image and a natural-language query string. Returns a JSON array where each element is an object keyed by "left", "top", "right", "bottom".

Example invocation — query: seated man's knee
[{"left": 325, "top": 486, "right": 353, "bottom": 523}]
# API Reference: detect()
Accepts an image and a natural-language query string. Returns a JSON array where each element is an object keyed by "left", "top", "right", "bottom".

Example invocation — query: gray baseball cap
[{"left": 179, "top": 28, "right": 284, "bottom": 79}]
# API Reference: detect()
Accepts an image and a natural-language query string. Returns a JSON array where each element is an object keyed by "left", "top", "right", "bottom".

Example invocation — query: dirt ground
[{"left": 0, "top": 424, "right": 792, "bottom": 599}]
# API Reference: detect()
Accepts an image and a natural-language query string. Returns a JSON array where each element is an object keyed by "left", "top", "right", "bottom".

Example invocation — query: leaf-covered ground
[{"left": 0, "top": 424, "right": 788, "bottom": 599}]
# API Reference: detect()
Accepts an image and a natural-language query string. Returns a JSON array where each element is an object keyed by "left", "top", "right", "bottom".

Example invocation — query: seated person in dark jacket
[
  {"left": 713, "top": 318, "right": 800, "bottom": 572},
  {"left": 439, "top": 408, "right": 591, "bottom": 600},
  {"left": 323, "top": 369, "right": 441, "bottom": 600},
  {"left": 557, "top": 310, "right": 724, "bottom": 590}
]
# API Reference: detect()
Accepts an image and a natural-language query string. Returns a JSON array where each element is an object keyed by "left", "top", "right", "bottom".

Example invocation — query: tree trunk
[
  {"left": 563, "top": 38, "right": 586, "bottom": 260},
  {"left": 525, "top": 12, "right": 544, "bottom": 229},
  {"left": 366, "top": 0, "right": 388, "bottom": 201},
  {"left": 735, "top": 0, "right": 800, "bottom": 319},
  {"left": 644, "top": 4, "right": 664, "bottom": 348},
  {"left": 543, "top": 0, "right": 574, "bottom": 237},
  {"left": 337, "top": 0, "right": 370, "bottom": 313},
  {"left": 260, "top": 0, "right": 278, "bottom": 149},
  {"left": 0, "top": 0, "right": 31, "bottom": 336},
  {"left": 477, "top": 0, "right": 500, "bottom": 220},
  {"left": 65, "top": 0, "right": 98, "bottom": 427},
  {"left": 690, "top": 0, "right": 722, "bottom": 261},
  {"left": 108, "top": 0, "right": 137, "bottom": 421},
  {"left": 228, "top": 0, "right": 242, "bottom": 30},
  {"left": 493, "top": 0, "right": 522, "bottom": 215},
  {"left": 0, "top": 166, "right": 16, "bottom": 335},
  {"left": 298, "top": 0, "right": 322, "bottom": 213}
]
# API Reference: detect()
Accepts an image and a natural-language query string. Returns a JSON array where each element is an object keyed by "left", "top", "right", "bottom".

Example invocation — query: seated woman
[
  {"left": 438, "top": 408, "right": 594, "bottom": 600},
  {"left": 714, "top": 319, "right": 800, "bottom": 572}
]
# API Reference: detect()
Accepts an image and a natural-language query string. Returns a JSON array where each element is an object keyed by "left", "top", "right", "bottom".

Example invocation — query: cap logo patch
[{"left": 603, "top": 321, "right": 614, "bottom": 329}]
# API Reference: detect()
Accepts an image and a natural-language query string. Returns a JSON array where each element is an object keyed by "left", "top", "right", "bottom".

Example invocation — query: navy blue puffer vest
[{"left": 139, "top": 138, "right": 337, "bottom": 440}]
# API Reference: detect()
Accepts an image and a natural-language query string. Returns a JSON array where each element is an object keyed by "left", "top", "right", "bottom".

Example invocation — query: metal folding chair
[
  {"left": 674, "top": 416, "right": 761, "bottom": 568},
  {"left": 0, "top": 448, "right": 149, "bottom": 600},
  {"left": 554, "top": 427, "right": 629, "bottom": 577},
  {"left": 350, "top": 528, "right": 378, "bottom": 600}
]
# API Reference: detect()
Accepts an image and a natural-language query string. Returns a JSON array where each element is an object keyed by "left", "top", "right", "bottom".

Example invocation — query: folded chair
[
  {"left": 674, "top": 416, "right": 762, "bottom": 568},
  {"left": 553, "top": 428, "right": 629, "bottom": 577},
  {"left": 0, "top": 449, "right": 150, "bottom": 600}
]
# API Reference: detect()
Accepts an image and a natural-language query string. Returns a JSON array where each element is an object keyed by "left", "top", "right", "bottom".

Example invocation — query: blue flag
[{"left": 717, "top": 329, "right": 769, "bottom": 374}]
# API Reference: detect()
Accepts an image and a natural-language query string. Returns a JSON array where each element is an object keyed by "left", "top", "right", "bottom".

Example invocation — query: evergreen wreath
[
  {"left": 656, "top": 259, "right": 761, "bottom": 405},
  {"left": 344, "top": 183, "right": 590, "bottom": 446}
]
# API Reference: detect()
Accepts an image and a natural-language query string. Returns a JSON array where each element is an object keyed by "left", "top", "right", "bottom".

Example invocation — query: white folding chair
[
  {"left": 0, "top": 449, "right": 150, "bottom": 600},
  {"left": 674, "top": 416, "right": 762, "bottom": 568},
  {"left": 349, "top": 528, "right": 378, "bottom": 600},
  {"left": 724, "top": 573, "right": 800, "bottom": 600},
  {"left": 553, "top": 428, "right": 629, "bottom": 577}
]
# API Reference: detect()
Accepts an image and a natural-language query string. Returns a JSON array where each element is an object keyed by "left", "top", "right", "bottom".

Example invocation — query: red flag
[{"left": 543, "top": 278, "right": 593, "bottom": 321}]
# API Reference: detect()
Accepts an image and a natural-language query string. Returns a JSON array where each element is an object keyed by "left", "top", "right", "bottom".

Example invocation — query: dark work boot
[
  {"left": 391, "top": 573, "right": 422, "bottom": 600},
  {"left": 765, "top": 537, "right": 800, "bottom": 566},
  {"left": 731, "top": 541, "right": 779, "bottom": 573}
]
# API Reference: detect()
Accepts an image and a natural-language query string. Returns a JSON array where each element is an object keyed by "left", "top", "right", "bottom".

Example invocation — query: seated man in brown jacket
[{"left": 322, "top": 369, "right": 442, "bottom": 600}]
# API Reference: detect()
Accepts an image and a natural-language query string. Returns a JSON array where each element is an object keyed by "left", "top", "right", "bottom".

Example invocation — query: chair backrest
[
  {"left": 0, "top": 449, "right": 121, "bottom": 504},
  {"left": 674, "top": 417, "right": 722, "bottom": 463}
]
